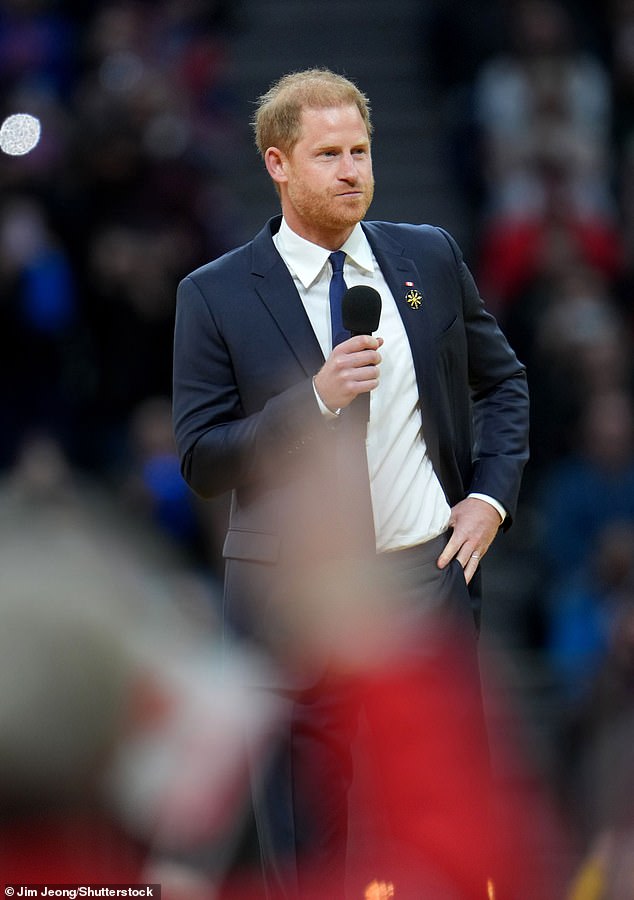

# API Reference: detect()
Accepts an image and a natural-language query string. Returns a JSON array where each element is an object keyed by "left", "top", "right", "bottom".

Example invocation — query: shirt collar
[{"left": 276, "top": 217, "right": 375, "bottom": 289}]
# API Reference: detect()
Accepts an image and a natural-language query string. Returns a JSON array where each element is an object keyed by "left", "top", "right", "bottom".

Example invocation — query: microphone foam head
[{"left": 342, "top": 285, "right": 382, "bottom": 335}]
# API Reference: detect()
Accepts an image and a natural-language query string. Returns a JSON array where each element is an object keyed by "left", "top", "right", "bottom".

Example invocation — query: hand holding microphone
[{"left": 313, "top": 286, "right": 382, "bottom": 416}]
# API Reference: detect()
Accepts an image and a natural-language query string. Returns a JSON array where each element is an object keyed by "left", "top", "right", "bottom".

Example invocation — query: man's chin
[{"left": 336, "top": 198, "right": 373, "bottom": 226}]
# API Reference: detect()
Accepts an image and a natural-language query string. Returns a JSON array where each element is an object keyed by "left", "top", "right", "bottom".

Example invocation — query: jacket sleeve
[
  {"left": 172, "top": 273, "right": 327, "bottom": 500},
  {"left": 439, "top": 228, "right": 530, "bottom": 525}
]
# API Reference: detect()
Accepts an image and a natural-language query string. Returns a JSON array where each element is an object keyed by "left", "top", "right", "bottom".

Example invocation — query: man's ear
[{"left": 265, "top": 147, "right": 288, "bottom": 185}]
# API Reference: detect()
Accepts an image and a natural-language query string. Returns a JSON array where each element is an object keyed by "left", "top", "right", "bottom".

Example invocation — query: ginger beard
[{"left": 284, "top": 168, "right": 375, "bottom": 239}]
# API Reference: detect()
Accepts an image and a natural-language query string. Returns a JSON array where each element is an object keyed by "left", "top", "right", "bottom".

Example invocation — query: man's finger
[{"left": 436, "top": 536, "right": 460, "bottom": 569}]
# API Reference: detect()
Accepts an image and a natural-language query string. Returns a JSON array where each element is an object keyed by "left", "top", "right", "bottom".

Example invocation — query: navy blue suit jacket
[{"left": 173, "top": 216, "right": 529, "bottom": 636}]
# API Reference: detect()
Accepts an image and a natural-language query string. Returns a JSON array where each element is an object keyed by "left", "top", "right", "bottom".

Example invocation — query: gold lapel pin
[{"left": 404, "top": 283, "right": 423, "bottom": 309}]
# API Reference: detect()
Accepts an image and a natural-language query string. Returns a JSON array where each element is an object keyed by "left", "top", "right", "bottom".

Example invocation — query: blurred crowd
[
  {"left": 0, "top": 0, "right": 243, "bottom": 577},
  {"left": 427, "top": 1, "right": 634, "bottom": 893},
  {"left": 1, "top": 0, "right": 634, "bottom": 896}
]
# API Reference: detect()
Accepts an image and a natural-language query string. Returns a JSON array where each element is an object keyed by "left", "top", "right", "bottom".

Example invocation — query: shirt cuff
[
  {"left": 312, "top": 378, "right": 341, "bottom": 418},
  {"left": 468, "top": 492, "right": 507, "bottom": 523}
]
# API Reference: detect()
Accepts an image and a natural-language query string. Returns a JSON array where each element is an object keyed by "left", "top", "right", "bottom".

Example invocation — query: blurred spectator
[
  {"left": 0, "top": 600, "right": 146, "bottom": 882},
  {"left": 472, "top": 0, "right": 622, "bottom": 310},
  {"left": 0, "top": 194, "right": 82, "bottom": 465},
  {"left": 538, "top": 387, "right": 634, "bottom": 586},
  {"left": 119, "top": 394, "right": 228, "bottom": 574},
  {"left": 500, "top": 264, "right": 632, "bottom": 476},
  {"left": 420, "top": 0, "right": 511, "bottom": 221},
  {"left": 474, "top": 1, "right": 611, "bottom": 206},
  {"left": 80, "top": 223, "right": 179, "bottom": 465},
  {"left": 124, "top": 395, "right": 199, "bottom": 542},
  {"left": 546, "top": 522, "right": 634, "bottom": 704},
  {"left": 0, "top": 435, "right": 280, "bottom": 889}
]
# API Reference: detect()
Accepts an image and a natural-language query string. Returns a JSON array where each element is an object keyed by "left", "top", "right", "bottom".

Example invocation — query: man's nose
[{"left": 337, "top": 152, "right": 358, "bottom": 180}]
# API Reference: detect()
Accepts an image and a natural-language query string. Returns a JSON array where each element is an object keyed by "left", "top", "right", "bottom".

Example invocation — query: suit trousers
[{"left": 248, "top": 533, "right": 492, "bottom": 900}]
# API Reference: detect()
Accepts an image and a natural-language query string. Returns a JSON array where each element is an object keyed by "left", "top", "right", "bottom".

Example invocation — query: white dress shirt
[{"left": 273, "top": 218, "right": 503, "bottom": 552}]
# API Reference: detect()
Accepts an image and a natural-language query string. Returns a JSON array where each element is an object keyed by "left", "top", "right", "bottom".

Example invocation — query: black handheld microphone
[
  {"left": 341, "top": 286, "right": 382, "bottom": 426},
  {"left": 341, "top": 285, "right": 382, "bottom": 337}
]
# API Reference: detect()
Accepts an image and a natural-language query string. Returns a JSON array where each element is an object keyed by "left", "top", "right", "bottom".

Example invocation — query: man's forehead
[{"left": 297, "top": 104, "right": 369, "bottom": 138}]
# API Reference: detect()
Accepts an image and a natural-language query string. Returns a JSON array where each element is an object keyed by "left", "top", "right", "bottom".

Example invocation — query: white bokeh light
[{"left": 0, "top": 113, "right": 41, "bottom": 156}]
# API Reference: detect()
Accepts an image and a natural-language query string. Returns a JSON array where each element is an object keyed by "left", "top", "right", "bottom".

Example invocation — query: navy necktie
[{"left": 329, "top": 251, "right": 350, "bottom": 348}]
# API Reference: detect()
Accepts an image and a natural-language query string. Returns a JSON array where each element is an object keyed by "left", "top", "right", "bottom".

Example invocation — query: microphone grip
[{"left": 349, "top": 329, "right": 374, "bottom": 426}]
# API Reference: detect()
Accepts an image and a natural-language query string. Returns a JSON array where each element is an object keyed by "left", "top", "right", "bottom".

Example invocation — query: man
[{"left": 173, "top": 69, "right": 529, "bottom": 898}]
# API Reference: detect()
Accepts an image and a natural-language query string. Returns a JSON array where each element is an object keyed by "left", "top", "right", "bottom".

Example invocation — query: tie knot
[{"left": 329, "top": 250, "right": 346, "bottom": 275}]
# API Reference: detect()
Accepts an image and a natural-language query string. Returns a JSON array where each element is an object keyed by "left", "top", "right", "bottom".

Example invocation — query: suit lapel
[
  {"left": 363, "top": 222, "right": 442, "bottom": 475},
  {"left": 250, "top": 218, "right": 325, "bottom": 377}
]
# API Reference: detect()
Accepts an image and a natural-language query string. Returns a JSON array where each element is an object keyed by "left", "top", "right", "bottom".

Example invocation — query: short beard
[{"left": 287, "top": 177, "right": 375, "bottom": 238}]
